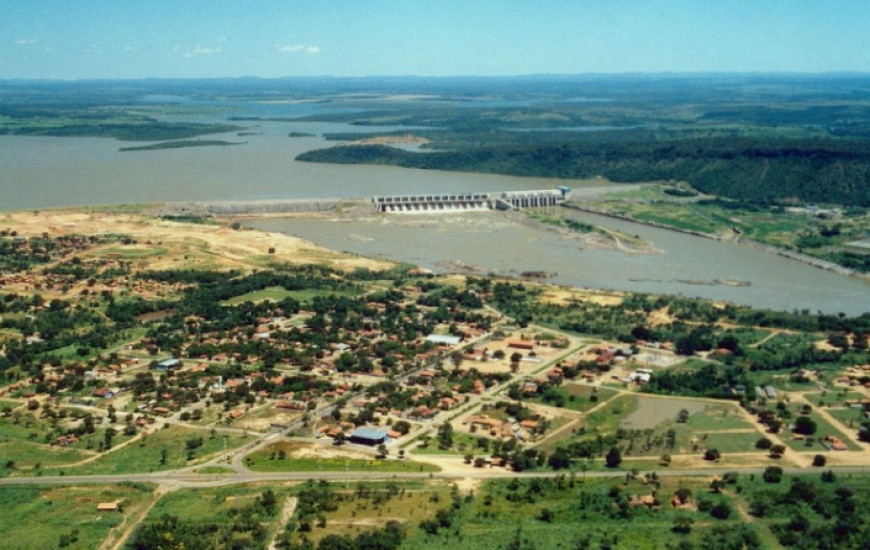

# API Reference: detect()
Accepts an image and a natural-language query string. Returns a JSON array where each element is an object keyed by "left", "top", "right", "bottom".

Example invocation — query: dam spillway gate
[{"left": 372, "top": 187, "right": 570, "bottom": 213}]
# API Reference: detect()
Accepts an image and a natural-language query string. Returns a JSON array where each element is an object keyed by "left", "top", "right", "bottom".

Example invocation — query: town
[{"left": 1, "top": 210, "right": 870, "bottom": 549}]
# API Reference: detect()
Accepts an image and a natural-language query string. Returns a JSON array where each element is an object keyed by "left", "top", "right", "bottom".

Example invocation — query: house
[
  {"left": 507, "top": 341, "right": 534, "bottom": 351},
  {"left": 92, "top": 387, "right": 114, "bottom": 398},
  {"left": 821, "top": 435, "right": 848, "bottom": 451},
  {"left": 426, "top": 334, "right": 462, "bottom": 346},
  {"left": 56, "top": 435, "right": 79, "bottom": 446},
  {"left": 96, "top": 501, "right": 120, "bottom": 512}
]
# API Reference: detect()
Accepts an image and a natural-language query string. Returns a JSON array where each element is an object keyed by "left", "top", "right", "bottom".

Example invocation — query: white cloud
[
  {"left": 184, "top": 46, "right": 222, "bottom": 58},
  {"left": 275, "top": 43, "right": 321, "bottom": 55},
  {"left": 275, "top": 43, "right": 305, "bottom": 53},
  {"left": 13, "top": 39, "right": 38, "bottom": 45}
]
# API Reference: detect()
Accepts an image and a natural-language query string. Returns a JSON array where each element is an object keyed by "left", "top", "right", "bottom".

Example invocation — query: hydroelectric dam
[
  {"left": 158, "top": 187, "right": 572, "bottom": 217},
  {"left": 372, "top": 187, "right": 571, "bottom": 213}
]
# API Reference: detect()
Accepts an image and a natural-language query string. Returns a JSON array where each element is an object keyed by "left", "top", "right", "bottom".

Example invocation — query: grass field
[
  {"left": 221, "top": 286, "right": 361, "bottom": 306},
  {"left": 36, "top": 426, "right": 255, "bottom": 476},
  {"left": 686, "top": 403, "right": 755, "bottom": 431},
  {"left": 246, "top": 441, "right": 439, "bottom": 473},
  {"left": 532, "top": 384, "right": 619, "bottom": 414},
  {"left": 412, "top": 432, "right": 492, "bottom": 457},
  {"left": 700, "top": 431, "right": 765, "bottom": 454},
  {"left": 1, "top": 483, "right": 155, "bottom": 550}
]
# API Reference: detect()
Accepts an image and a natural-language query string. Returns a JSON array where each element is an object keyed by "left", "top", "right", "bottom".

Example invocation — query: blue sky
[{"left": 2, "top": 0, "right": 869, "bottom": 79}]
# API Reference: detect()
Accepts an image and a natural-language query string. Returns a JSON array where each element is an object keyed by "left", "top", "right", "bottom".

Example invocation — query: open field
[
  {"left": 1, "top": 483, "right": 155, "bottom": 550},
  {"left": 246, "top": 441, "right": 440, "bottom": 473},
  {"left": 0, "top": 209, "right": 392, "bottom": 275},
  {"left": 221, "top": 285, "right": 362, "bottom": 306},
  {"left": 36, "top": 426, "right": 255, "bottom": 476}
]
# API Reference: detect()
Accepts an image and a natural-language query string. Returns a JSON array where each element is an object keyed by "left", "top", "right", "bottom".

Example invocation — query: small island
[{"left": 119, "top": 139, "right": 245, "bottom": 152}]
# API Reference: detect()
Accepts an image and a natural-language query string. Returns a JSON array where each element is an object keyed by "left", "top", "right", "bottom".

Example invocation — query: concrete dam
[{"left": 372, "top": 187, "right": 571, "bottom": 213}]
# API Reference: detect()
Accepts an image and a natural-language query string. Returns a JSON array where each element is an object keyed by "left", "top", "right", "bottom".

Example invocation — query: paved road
[{"left": 3, "top": 464, "right": 868, "bottom": 490}]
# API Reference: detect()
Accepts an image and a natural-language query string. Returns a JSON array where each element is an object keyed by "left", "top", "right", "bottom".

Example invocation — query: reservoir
[
  {"left": 2, "top": 103, "right": 869, "bottom": 315},
  {"left": 247, "top": 209, "right": 870, "bottom": 316}
]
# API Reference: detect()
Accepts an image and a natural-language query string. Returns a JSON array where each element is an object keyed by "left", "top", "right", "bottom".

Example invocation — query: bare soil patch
[
  {"left": 4, "top": 209, "right": 390, "bottom": 273},
  {"left": 620, "top": 396, "right": 707, "bottom": 430}
]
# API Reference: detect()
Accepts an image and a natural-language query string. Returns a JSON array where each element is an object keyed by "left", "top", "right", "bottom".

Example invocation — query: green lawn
[
  {"left": 686, "top": 404, "right": 755, "bottom": 431},
  {"left": 531, "top": 384, "right": 619, "bottom": 414},
  {"left": 700, "top": 431, "right": 765, "bottom": 454}
]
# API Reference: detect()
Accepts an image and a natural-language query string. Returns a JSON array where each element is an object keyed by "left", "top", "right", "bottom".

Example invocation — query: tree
[
  {"left": 793, "top": 416, "right": 817, "bottom": 435},
  {"left": 710, "top": 502, "right": 732, "bottom": 520},
  {"left": 710, "top": 478, "right": 725, "bottom": 493},
  {"left": 449, "top": 350, "right": 464, "bottom": 371},
  {"left": 548, "top": 447, "right": 572, "bottom": 470},
  {"left": 768, "top": 444, "right": 786, "bottom": 459},
  {"left": 377, "top": 443, "right": 388, "bottom": 459},
  {"left": 660, "top": 453, "right": 672, "bottom": 466},
  {"left": 509, "top": 352, "right": 522, "bottom": 373},
  {"left": 812, "top": 454, "right": 826, "bottom": 467},
  {"left": 672, "top": 514, "right": 694, "bottom": 534},
  {"left": 437, "top": 422, "right": 454, "bottom": 450},
  {"left": 605, "top": 446, "right": 622, "bottom": 468},
  {"left": 755, "top": 437, "right": 773, "bottom": 450},
  {"left": 703, "top": 448, "right": 721, "bottom": 461},
  {"left": 763, "top": 466, "right": 783, "bottom": 483},
  {"left": 676, "top": 409, "right": 690, "bottom": 423}
]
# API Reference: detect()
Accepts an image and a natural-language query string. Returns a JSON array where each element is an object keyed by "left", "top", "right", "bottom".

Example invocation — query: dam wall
[{"left": 373, "top": 187, "right": 570, "bottom": 213}]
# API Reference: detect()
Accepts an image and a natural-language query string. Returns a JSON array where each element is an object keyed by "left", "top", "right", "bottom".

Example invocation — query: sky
[{"left": 2, "top": 0, "right": 870, "bottom": 80}]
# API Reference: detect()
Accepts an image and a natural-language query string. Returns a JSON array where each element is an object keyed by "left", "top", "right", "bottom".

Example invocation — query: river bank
[{"left": 562, "top": 203, "right": 868, "bottom": 281}]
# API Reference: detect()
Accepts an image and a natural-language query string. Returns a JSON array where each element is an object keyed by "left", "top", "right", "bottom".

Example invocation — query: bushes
[{"left": 763, "top": 466, "right": 784, "bottom": 483}]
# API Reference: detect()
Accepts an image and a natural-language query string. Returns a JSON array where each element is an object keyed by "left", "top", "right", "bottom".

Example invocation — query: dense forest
[{"left": 297, "top": 138, "right": 870, "bottom": 206}]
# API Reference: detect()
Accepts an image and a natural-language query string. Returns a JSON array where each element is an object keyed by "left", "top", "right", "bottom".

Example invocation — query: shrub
[
  {"left": 710, "top": 502, "right": 732, "bottom": 520},
  {"left": 763, "top": 466, "right": 783, "bottom": 483},
  {"left": 703, "top": 448, "right": 721, "bottom": 461}
]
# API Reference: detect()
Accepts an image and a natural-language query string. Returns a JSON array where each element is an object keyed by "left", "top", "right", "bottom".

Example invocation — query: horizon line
[{"left": 4, "top": 71, "right": 870, "bottom": 84}]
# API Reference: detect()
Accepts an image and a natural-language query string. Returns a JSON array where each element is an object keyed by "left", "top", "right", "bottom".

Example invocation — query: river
[
  {"left": 1, "top": 99, "right": 869, "bottom": 314},
  {"left": 247, "top": 209, "right": 870, "bottom": 315}
]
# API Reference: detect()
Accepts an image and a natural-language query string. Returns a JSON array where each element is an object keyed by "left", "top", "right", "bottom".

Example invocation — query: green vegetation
[
  {"left": 119, "top": 139, "right": 243, "bottom": 151},
  {"left": 245, "top": 443, "right": 439, "bottom": 473},
  {"left": 130, "top": 485, "right": 283, "bottom": 550},
  {"left": 39, "top": 427, "right": 254, "bottom": 476},
  {"left": 0, "top": 483, "right": 154, "bottom": 550}
]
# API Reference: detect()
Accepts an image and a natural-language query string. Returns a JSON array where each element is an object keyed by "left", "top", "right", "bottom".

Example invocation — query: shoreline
[{"left": 563, "top": 203, "right": 868, "bottom": 281}]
